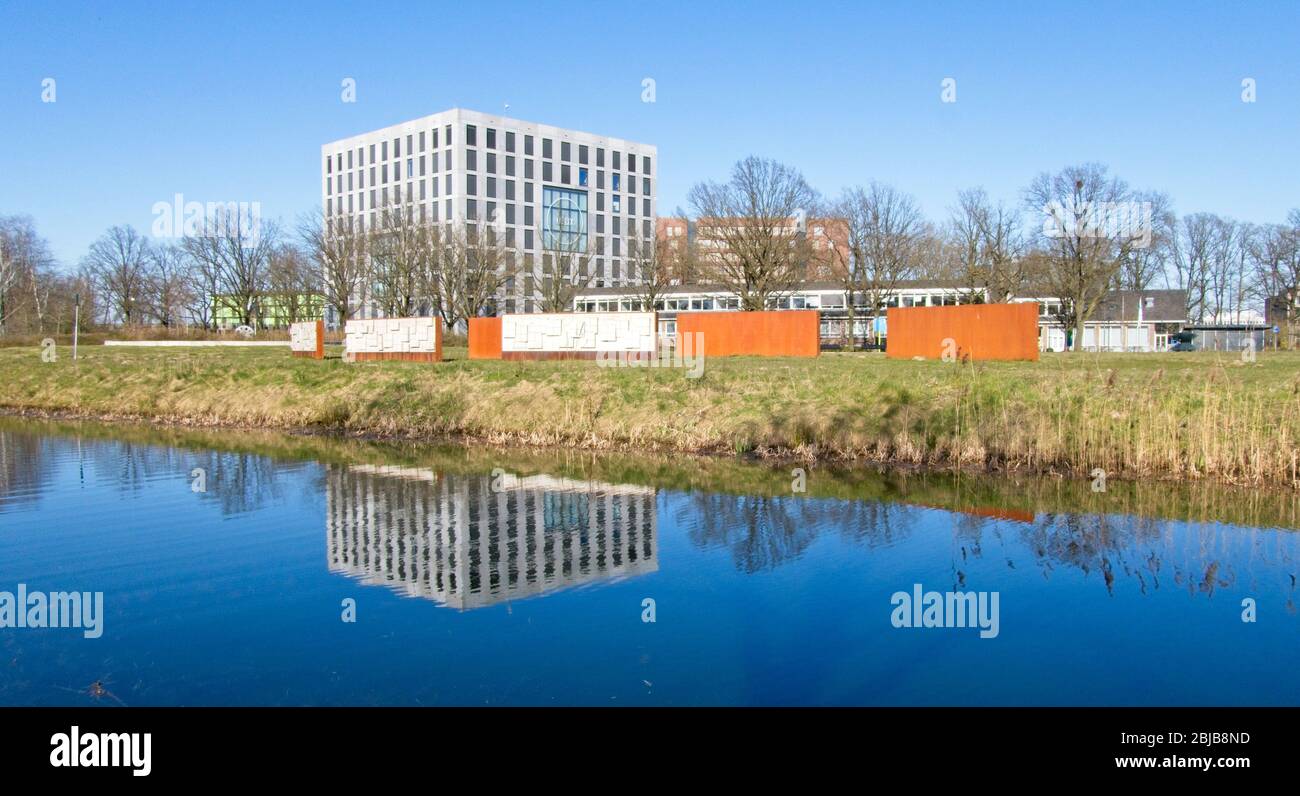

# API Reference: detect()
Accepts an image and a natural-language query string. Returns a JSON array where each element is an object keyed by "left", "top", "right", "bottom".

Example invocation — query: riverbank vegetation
[
  {"left": 5, "top": 414, "right": 1299, "bottom": 529},
  {"left": 1, "top": 344, "right": 1297, "bottom": 487}
]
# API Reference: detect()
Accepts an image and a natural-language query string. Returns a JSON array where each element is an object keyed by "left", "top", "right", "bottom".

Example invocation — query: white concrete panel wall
[
  {"left": 501, "top": 312, "right": 656, "bottom": 353},
  {"left": 289, "top": 321, "right": 320, "bottom": 353},
  {"left": 345, "top": 317, "right": 439, "bottom": 356}
]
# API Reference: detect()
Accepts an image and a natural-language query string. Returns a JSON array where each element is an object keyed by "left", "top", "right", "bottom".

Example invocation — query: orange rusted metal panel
[
  {"left": 468, "top": 317, "right": 503, "bottom": 360},
  {"left": 885, "top": 303, "right": 1039, "bottom": 361},
  {"left": 676, "top": 310, "right": 820, "bottom": 357}
]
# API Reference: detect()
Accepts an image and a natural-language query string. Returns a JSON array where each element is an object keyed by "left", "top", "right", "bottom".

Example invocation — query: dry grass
[{"left": 1, "top": 343, "right": 1297, "bottom": 486}]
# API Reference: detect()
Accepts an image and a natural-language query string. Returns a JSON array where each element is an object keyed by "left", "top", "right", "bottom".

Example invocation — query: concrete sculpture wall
[
  {"left": 344, "top": 317, "right": 442, "bottom": 362},
  {"left": 886, "top": 303, "right": 1039, "bottom": 361},
  {"left": 289, "top": 320, "right": 324, "bottom": 359},
  {"left": 675, "top": 310, "right": 820, "bottom": 357},
  {"left": 498, "top": 312, "right": 656, "bottom": 360}
]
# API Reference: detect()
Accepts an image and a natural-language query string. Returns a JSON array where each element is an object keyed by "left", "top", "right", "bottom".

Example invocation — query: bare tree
[
  {"left": 947, "top": 188, "right": 1029, "bottom": 303},
  {"left": 688, "top": 156, "right": 818, "bottom": 310},
  {"left": 1251, "top": 213, "right": 1300, "bottom": 347},
  {"left": 82, "top": 225, "right": 152, "bottom": 326},
  {"left": 301, "top": 209, "right": 368, "bottom": 327},
  {"left": 625, "top": 234, "right": 674, "bottom": 312},
  {"left": 368, "top": 206, "right": 433, "bottom": 318},
  {"left": 147, "top": 243, "right": 195, "bottom": 327},
  {"left": 433, "top": 222, "right": 519, "bottom": 327},
  {"left": 266, "top": 243, "right": 318, "bottom": 326},
  {"left": 837, "top": 182, "right": 929, "bottom": 345},
  {"left": 1023, "top": 163, "right": 1147, "bottom": 351},
  {"left": 1116, "top": 192, "right": 1174, "bottom": 293},
  {"left": 0, "top": 216, "right": 56, "bottom": 335},
  {"left": 535, "top": 245, "right": 596, "bottom": 313},
  {"left": 183, "top": 209, "right": 277, "bottom": 328}
]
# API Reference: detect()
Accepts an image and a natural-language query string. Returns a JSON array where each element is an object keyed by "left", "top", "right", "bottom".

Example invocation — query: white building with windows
[
  {"left": 572, "top": 282, "right": 1190, "bottom": 352},
  {"left": 321, "top": 108, "right": 657, "bottom": 320}
]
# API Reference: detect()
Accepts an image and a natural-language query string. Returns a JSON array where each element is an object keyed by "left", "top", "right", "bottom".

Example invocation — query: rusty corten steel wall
[
  {"left": 676, "top": 310, "right": 820, "bottom": 357},
  {"left": 468, "top": 317, "right": 503, "bottom": 359},
  {"left": 885, "top": 303, "right": 1039, "bottom": 361}
]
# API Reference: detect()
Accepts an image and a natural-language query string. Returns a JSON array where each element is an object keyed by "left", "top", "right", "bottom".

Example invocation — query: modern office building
[{"left": 321, "top": 108, "right": 657, "bottom": 317}]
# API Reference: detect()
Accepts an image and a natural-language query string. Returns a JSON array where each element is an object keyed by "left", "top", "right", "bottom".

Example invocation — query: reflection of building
[{"left": 326, "top": 465, "right": 658, "bottom": 609}]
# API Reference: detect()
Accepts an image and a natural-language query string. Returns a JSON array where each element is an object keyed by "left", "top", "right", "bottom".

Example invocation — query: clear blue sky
[{"left": 2, "top": 0, "right": 1297, "bottom": 267}]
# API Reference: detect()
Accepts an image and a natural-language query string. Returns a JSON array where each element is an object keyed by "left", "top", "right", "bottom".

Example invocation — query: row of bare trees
[{"left": 676, "top": 157, "right": 1300, "bottom": 350}]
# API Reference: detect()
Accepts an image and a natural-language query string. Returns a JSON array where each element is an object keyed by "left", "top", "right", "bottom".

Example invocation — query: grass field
[{"left": 1, "top": 342, "right": 1297, "bottom": 486}]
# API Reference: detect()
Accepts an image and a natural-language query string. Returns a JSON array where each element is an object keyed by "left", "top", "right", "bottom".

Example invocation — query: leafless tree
[
  {"left": 183, "top": 209, "right": 277, "bottom": 328},
  {"left": 301, "top": 209, "right": 368, "bottom": 327},
  {"left": 625, "top": 234, "right": 674, "bottom": 312},
  {"left": 0, "top": 216, "right": 57, "bottom": 335},
  {"left": 688, "top": 156, "right": 818, "bottom": 310},
  {"left": 1023, "top": 163, "right": 1147, "bottom": 351},
  {"left": 147, "top": 243, "right": 195, "bottom": 327},
  {"left": 1170, "top": 212, "right": 1236, "bottom": 321},
  {"left": 82, "top": 225, "right": 152, "bottom": 326},
  {"left": 266, "top": 243, "right": 319, "bottom": 325},
  {"left": 837, "top": 182, "right": 929, "bottom": 345},
  {"left": 535, "top": 245, "right": 596, "bottom": 313},
  {"left": 368, "top": 206, "right": 434, "bottom": 318},
  {"left": 1250, "top": 213, "right": 1300, "bottom": 347},
  {"left": 428, "top": 222, "right": 519, "bottom": 327},
  {"left": 1116, "top": 192, "right": 1174, "bottom": 293},
  {"left": 946, "top": 188, "right": 1029, "bottom": 303}
]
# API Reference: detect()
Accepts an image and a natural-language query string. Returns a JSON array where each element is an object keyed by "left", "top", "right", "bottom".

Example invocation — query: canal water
[{"left": 1, "top": 417, "right": 1296, "bottom": 706}]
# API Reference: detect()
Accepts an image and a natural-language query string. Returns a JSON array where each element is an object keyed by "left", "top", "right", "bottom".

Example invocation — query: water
[{"left": 1, "top": 417, "right": 1297, "bottom": 706}]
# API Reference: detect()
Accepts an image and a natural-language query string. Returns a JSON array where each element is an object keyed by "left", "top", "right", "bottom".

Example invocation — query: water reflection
[{"left": 325, "top": 465, "right": 658, "bottom": 609}]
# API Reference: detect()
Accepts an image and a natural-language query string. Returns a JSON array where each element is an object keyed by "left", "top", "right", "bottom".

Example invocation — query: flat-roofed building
[{"left": 321, "top": 109, "right": 657, "bottom": 320}]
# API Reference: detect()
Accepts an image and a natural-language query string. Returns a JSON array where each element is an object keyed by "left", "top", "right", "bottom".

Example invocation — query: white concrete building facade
[{"left": 321, "top": 108, "right": 657, "bottom": 318}]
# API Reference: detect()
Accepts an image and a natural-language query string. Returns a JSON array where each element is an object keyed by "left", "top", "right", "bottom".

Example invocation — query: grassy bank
[
  {"left": 6, "top": 414, "right": 1299, "bottom": 529},
  {"left": 0, "top": 343, "right": 1297, "bottom": 486}
]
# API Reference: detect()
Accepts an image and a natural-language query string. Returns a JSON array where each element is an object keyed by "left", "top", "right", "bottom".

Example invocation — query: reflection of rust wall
[
  {"left": 468, "top": 317, "right": 502, "bottom": 360},
  {"left": 886, "top": 304, "right": 1039, "bottom": 361},
  {"left": 676, "top": 310, "right": 820, "bottom": 357}
]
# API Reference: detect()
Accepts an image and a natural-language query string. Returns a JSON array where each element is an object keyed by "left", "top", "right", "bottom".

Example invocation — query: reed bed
[{"left": 1, "top": 343, "right": 1296, "bottom": 487}]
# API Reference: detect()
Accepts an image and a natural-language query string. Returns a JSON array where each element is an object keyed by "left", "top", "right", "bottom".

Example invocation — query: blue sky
[{"left": 2, "top": 0, "right": 1297, "bottom": 266}]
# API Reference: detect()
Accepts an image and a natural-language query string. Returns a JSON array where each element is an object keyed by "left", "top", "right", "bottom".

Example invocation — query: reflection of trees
[
  {"left": 1010, "top": 512, "right": 1248, "bottom": 598},
  {"left": 191, "top": 451, "right": 306, "bottom": 517},
  {"left": 83, "top": 437, "right": 302, "bottom": 516},
  {"left": 0, "top": 429, "right": 55, "bottom": 510},
  {"left": 678, "top": 494, "right": 918, "bottom": 573}
]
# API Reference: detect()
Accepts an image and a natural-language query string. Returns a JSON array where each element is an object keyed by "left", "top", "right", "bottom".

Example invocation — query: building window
[
  {"left": 543, "top": 138, "right": 553, "bottom": 159},
  {"left": 466, "top": 124, "right": 477, "bottom": 146},
  {"left": 505, "top": 131, "right": 515, "bottom": 152},
  {"left": 542, "top": 186, "right": 588, "bottom": 252},
  {"left": 612, "top": 174, "right": 621, "bottom": 191},
  {"left": 486, "top": 128, "right": 496, "bottom": 149},
  {"left": 561, "top": 141, "right": 571, "bottom": 162},
  {"left": 579, "top": 167, "right": 589, "bottom": 186}
]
